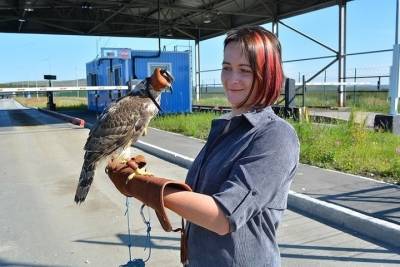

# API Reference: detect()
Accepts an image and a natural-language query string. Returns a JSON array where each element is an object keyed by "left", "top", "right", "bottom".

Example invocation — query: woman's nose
[{"left": 229, "top": 71, "right": 241, "bottom": 84}]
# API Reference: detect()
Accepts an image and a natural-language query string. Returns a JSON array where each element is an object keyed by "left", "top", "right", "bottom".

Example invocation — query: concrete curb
[
  {"left": 135, "top": 139, "right": 400, "bottom": 249},
  {"left": 51, "top": 112, "right": 400, "bottom": 249},
  {"left": 288, "top": 191, "right": 400, "bottom": 249},
  {"left": 37, "top": 108, "right": 85, "bottom": 127},
  {"left": 135, "top": 140, "right": 194, "bottom": 169}
]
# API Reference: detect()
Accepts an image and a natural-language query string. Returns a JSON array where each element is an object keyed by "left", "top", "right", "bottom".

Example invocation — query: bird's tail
[{"left": 74, "top": 159, "right": 96, "bottom": 204}]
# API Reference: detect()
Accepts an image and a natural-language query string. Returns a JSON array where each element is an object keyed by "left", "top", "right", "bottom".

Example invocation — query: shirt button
[{"left": 251, "top": 191, "right": 257, "bottom": 196}]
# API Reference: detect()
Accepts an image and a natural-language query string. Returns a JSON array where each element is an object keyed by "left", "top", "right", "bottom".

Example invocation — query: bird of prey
[{"left": 74, "top": 68, "right": 173, "bottom": 203}]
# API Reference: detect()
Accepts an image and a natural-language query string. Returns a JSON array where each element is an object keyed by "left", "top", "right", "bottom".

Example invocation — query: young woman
[{"left": 107, "top": 25, "right": 300, "bottom": 267}]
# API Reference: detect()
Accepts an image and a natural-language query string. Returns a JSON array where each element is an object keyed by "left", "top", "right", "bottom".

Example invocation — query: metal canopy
[{"left": 0, "top": 0, "right": 344, "bottom": 40}]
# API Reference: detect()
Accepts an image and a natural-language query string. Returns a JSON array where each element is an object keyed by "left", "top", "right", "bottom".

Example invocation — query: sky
[{"left": 0, "top": 0, "right": 396, "bottom": 86}]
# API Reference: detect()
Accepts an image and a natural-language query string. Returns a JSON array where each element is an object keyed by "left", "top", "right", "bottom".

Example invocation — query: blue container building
[{"left": 86, "top": 47, "right": 191, "bottom": 114}]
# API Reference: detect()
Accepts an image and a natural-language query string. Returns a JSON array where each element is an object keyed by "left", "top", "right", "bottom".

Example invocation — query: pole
[
  {"left": 194, "top": 31, "right": 201, "bottom": 103},
  {"left": 338, "top": 0, "right": 347, "bottom": 107},
  {"left": 272, "top": 18, "right": 279, "bottom": 37},
  {"left": 353, "top": 67, "right": 357, "bottom": 106},
  {"left": 389, "top": 0, "right": 400, "bottom": 115},
  {"left": 323, "top": 70, "right": 327, "bottom": 105},
  {"left": 302, "top": 75, "right": 305, "bottom": 107}
]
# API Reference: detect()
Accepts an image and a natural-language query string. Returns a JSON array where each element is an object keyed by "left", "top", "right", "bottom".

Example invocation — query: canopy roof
[{"left": 0, "top": 0, "right": 347, "bottom": 40}]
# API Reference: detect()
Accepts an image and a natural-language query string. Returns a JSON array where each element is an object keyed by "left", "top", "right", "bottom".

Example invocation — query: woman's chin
[{"left": 226, "top": 97, "right": 244, "bottom": 108}]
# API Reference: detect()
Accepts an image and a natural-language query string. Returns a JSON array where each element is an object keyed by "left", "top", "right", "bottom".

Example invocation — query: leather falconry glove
[{"left": 105, "top": 155, "right": 192, "bottom": 232}]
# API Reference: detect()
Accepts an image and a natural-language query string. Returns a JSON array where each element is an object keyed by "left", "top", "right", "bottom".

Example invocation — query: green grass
[
  {"left": 151, "top": 112, "right": 218, "bottom": 140},
  {"left": 14, "top": 95, "right": 400, "bottom": 183},
  {"left": 292, "top": 119, "right": 400, "bottom": 183},
  {"left": 151, "top": 112, "right": 400, "bottom": 184},
  {"left": 194, "top": 89, "right": 396, "bottom": 113},
  {"left": 14, "top": 96, "right": 88, "bottom": 110}
]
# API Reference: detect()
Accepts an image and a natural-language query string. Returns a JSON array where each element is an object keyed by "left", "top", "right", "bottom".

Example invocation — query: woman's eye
[
  {"left": 222, "top": 66, "right": 231, "bottom": 71},
  {"left": 241, "top": 69, "right": 252, "bottom": 73}
]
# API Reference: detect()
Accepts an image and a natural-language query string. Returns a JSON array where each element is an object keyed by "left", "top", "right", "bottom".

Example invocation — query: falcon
[{"left": 74, "top": 68, "right": 174, "bottom": 203}]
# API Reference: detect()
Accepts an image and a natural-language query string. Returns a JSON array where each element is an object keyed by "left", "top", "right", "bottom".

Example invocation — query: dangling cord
[
  {"left": 140, "top": 204, "right": 152, "bottom": 262},
  {"left": 125, "top": 197, "right": 134, "bottom": 262}
]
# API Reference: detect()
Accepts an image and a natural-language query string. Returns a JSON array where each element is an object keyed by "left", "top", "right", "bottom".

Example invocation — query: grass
[
  {"left": 151, "top": 112, "right": 217, "bottom": 140},
  {"left": 14, "top": 96, "right": 88, "bottom": 110},
  {"left": 194, "top": 89, "right": 397, "bottom": 113},
  {"left": 13, "top": 95, "right": 400, "bottom": 183},
  {"left": 292, "top": 119, "right": 400, "bottom": 184},
  {"left": 151, "top": 112, "right": 400, "bottom": 184},
  {"left": 192, "top": 94, "right": 229, "bottom": 106}
]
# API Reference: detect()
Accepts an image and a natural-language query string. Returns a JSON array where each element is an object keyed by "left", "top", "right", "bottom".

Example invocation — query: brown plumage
[{"left": 74, "top": 68, "right": 173, "bottom": 203}]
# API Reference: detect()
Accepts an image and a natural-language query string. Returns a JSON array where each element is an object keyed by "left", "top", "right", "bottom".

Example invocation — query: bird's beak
[{"left": 160, "top": 69, "right": 174, "bottom": 93}]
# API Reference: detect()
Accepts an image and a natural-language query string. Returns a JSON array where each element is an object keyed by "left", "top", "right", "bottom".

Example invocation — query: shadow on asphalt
[
  {"left": 0, "top": 109, "right": 66, "bottom": 127},
  {"left": 74, "top": 233, "right": 180, "bottom": 251},
  {"left": 0, "top": 258, "right": 68, "bottom": 267},
  {"left": 306, "top": 184, "right": 400, "bottom": 225}
]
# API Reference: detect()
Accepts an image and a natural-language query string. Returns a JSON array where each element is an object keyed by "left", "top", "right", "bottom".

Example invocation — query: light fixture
[
  {"left": 18, "top": 18, "right": 26, "bottom": 22},
  {"left": 24, "top": 8, "right": 34, "bottom": 12},
  {"left": 81, "top": 2, "right": 92, "bottom": 9},
  {"left": 166, "top": 29, "right": 173, "bottom": 37},
  {"left": 203, "top": 14, "right": 212, "bottom": 24}
]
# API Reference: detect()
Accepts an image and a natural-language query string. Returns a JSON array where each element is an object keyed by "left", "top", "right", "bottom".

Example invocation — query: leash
[
  {"left": 120, "top": 198, "right": 152, "bottom": 267},
  {"left": 144, "top": 78, "right": 163, "bottom": 113}
]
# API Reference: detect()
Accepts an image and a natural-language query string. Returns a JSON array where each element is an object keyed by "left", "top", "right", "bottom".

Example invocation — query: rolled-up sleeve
[{"left": 212, "top": 121, "right": 299, "bottom": 232}]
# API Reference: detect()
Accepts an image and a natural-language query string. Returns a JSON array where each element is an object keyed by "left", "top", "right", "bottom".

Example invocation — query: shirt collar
[
  {"left": 218, "top": 106, "right": 275, "bottom": 127},
  {"left": 243, "top": 106, "right": 274, "bottom": 126}
]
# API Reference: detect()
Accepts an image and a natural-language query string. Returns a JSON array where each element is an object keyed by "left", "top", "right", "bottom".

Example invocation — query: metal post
[
  {"left": 47, "top": 80, "right": 56, "bottom": 111},
  {"left": 44, "top": 74, "right": 56, "bottom": 111},
  {"left": 377, "top": 76, "right": 381, "bottom": 91},
  {"left": 302, "top": 75, "right": 305, "bottom": 107},
  {"left": 373, "top": 1, "right": 400, "bottom": 134},
  {"left": 272, "top": 19, "right": 279, "bottom": 36},
  {"left": 323, "top": 70, "right": 327, "bottom": 105},
  {"left": 389, "top": 0, "right": 400, "bottom": 115},
  {"left": 338, "top": 0, "right": 347, "bottom": 107},
  {"left": 195, "top": 34, "right": 201, "bottom": 103},
  {"left": 353, "top": 67, "right": 356, "bottom": 105}
]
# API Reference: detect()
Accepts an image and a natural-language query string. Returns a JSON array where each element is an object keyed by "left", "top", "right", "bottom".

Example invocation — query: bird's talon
[{"left": 127, "top": 172, "right": 136, "bottom": 182}]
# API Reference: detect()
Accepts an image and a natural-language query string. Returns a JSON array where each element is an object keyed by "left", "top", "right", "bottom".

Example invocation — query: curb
[
  {"left": 135, "top": 140, "right": 194, "bottom": 169},
  {"left": 288, "top": 191, "right": 400, "bottom": 249},
  {"left": 37, "top": 108, "right": 85, "bottom": 127},
  {"left": 51, "top": 112, "right": 400, "bottom": 249},
  {"left": 134, "top": 137, "right": 400, "bottom": 249}
]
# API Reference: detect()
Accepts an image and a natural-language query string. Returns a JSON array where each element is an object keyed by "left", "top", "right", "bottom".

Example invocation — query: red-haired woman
[{"left": 107, "top": 26, "right": 299, "bottom": 267}]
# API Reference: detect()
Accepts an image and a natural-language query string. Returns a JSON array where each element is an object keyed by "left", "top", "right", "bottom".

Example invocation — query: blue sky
[{"left": 0, "top": 0, "right": 396, "bottom": 85}]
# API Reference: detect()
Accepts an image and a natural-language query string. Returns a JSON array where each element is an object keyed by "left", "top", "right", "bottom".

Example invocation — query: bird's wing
[{"left": 83, "top": 96, "right": 151, "bottom": 165}]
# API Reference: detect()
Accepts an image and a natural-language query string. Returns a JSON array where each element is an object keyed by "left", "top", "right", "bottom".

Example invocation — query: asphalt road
[{"left": 1, "top": 99, "right": 399, "bottom": 267}]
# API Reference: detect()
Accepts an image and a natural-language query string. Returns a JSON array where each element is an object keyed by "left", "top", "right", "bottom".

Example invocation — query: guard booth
[{"left": 86, "top": 47, "right": 191, "bottom": 113}]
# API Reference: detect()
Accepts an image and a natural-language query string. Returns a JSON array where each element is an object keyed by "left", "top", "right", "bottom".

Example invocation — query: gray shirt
[{"left": 185, "top": 106, "right": 300, "bottom": 267}]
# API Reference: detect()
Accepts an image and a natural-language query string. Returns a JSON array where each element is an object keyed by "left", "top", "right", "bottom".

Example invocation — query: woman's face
[{"left": 221, "top": 41, "right": 256, "bottom": 111}]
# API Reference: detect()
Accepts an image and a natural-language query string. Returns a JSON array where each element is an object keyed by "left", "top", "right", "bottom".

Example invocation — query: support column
[
  {"left": 390, "top": 0, "right": 400, "bottom": 115},
  {"left": 272, "top": 18, "right": 279, "bottom": 36},
  {"left": 338, "top": 0, "right": 347, "bottom": 107},
  {"left": 194, "top": 33, "right": 201, "bottom": 103},
  {"left": 44, "top": 74, "right": 56, "bottom": 111},
  {"left": 374, "top": 0, "right": 400, "bottom": 134}
]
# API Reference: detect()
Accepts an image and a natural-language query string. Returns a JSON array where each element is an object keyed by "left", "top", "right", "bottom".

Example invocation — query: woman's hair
[{"left": 224, "top": 25, "right": 284, "bottom": 108}]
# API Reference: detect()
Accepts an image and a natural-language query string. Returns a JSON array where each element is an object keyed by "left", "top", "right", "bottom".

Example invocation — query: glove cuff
[{"left": 130, "top": 175, "right": 192, "bottom": 232}]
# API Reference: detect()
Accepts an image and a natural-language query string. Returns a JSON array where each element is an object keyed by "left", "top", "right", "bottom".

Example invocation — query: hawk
[{"left": 74, "top": 68, "right": 174, "bottom": 203}]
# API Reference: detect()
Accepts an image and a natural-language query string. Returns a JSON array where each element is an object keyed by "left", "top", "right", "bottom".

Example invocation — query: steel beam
[
  {"left": 195, "top": 31, "right": 201, "bottom": 102},
  {"left": 389, "top": 0, "right": 400, "bottom": 115},
  {"left": 272, "top": 18, "right": 279, "bottom": 36},
  {"left": 338, "top": 0, "right": 347, "bottom": 107}
]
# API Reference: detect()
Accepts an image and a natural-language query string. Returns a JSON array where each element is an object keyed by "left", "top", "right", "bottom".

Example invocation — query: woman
[{"left": 107, "top": 25, "right": 299, "bottom": 267}]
